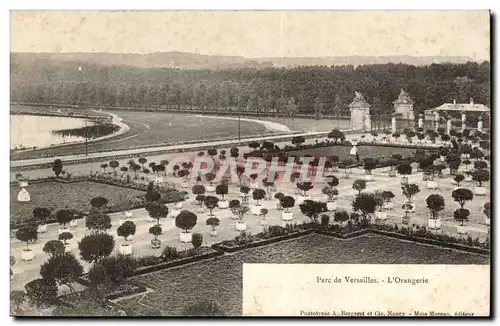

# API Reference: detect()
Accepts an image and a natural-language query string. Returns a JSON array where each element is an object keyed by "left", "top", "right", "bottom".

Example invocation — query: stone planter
[
  {"left": 124, "top": 211, "right": 133, "bottom": 219},
  {"left": 236, "top": 221, "right": 247, "bottom": 231},
  {"left": 64, "top": 245, "right": 72, "bottom": 253},
  {"left": 209, "top": 229, "right": 218, "bottom": 237},
  {"left": 475, "top": 186, "right": 487, "bottom": 196},
  {"left": 400, "top": 176, "right": 409, "bottom": 185},
  {"left": 327, "top": 201, "right": 337, "bottom": 211},
  {"left": 58, "top": 227, "right": 70, "bottom": 235},
  {"left": 456, "top": 225, "right": 468, "bottom": 235},
  {"left": 465, "top": 175, "right": 473, "bottom": 182},
  {"left": 218, "top": 200, "right": 229, "bottom": 209},
  {"left": 206, "top": 185, "right": 215, "bottom": 192},
  {"left": 364, "top": 174, "right": 374, "bottom": 181},
  {"left": 180, "top": 231, "right": 192, "bottom": 243},
  {"left": 70, "top": 219, "right": 78, "bottom": 227},
  {"left": 401, "top": 216, "right": 410, "bottom": 225},
  {"left": 375, "top": 211, "right": 388, "bottom": 221},
  {"left": 427, "top": 218, "right": 442, "bottom": 230},
  {"left": 250, "top": 205, "right": 262, "bottom": 215},
  {"left": 21, "top": 249, "right": 34, "bottom": 261},
  {"left": 388, "top": 170, "right": 397, "bottom": 178},
  {"left": 151, "top": 239, "right": 161, "bottom": 249},
  {"left": 427, "top": 180, "right": 438, "bottom": 189},
  {"left": 282, "top": 211, "right": 293, "bottom": 221},
  {"left": 119, "top": 243, "right": 133, "bottom": 256},
  {"left": 37, "top": 224, "right": 48, "bottom": 233}
]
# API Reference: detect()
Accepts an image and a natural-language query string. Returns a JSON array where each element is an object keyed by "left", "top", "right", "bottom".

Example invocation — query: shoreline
[
  {"left": 10, "top": 110, "right": 129, "bottom": 153},
  {"left": 194, "top": 114, "right": 292, "bottom": 133}
]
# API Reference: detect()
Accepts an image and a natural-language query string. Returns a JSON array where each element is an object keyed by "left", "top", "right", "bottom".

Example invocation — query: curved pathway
[{"left": 194, "top": 115, "right": 292, "bottom": 133}]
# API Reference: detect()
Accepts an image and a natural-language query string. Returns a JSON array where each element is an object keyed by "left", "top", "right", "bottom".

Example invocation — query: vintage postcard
[{"left": 9, "top": 10, "right": 491, "bottom": 317}]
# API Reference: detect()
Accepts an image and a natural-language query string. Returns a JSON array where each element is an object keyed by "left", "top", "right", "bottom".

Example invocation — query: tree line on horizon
[{"left": 11, "top": 61, "right": 490, "bottom": 117}]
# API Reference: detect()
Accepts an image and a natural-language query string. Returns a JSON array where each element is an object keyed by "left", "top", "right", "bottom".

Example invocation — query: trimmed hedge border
[
  {"left": 211, "top": 229, "right": 314, "bottom": 253},
  {"left": 133, "top": 250, "right": 224, "bottom": 276},
  {"left": 106, "top": 283, "right": 148, "bottom": 301},
  {"left": 368, "top": 228, "right": 490, "bottom": 256}
]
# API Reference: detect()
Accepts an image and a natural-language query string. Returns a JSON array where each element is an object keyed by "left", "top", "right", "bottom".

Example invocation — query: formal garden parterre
[{"left": 10, "top": 127, "right": 491, "bottom": 316}]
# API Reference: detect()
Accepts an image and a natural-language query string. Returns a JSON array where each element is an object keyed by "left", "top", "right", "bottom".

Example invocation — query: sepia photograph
[{"left": 8, "top": 9, "right": 491, "bottom": 317}]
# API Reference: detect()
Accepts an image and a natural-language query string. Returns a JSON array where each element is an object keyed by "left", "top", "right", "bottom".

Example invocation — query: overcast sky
[{"left": 10, "top": 11, "right": 490, "bottom": 60}]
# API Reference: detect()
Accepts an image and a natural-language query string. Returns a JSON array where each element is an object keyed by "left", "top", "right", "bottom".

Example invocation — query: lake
[{"left": 10, "top": 115, "right": 96, "bottom": 150}]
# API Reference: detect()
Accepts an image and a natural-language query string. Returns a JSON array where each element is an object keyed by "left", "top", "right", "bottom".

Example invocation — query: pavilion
[{"left": 423, "top": 98, "right": 490, "bottom": 132}]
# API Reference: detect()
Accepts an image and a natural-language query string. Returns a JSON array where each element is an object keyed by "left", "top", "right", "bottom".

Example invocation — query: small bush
[{"left": 161, "top": 246, "right": 179, "bottom": 261}]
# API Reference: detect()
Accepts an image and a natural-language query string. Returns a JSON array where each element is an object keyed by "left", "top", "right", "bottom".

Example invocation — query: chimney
[{"left": 470, "top": 98, "right": 474, "bottom": 105}]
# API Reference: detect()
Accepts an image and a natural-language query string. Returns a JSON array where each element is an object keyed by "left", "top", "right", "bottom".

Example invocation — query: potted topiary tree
[
  {"left": 249, "top": 174, "right": 259, "bottom": 189},
  {"left": 229, "top": 199, "right": 241, "bottom": 220},
  {"left": 33, "top": 207, "right": 51, "bottom": 234},
  {"left": 240, "top": 186, "right": 250, "bottom": 204},
  {"left": 55, "top": 209, "right": 73, "bottom": 234},
  {"left": 401, "top": 203, "right": 413, "bottom": 225},
  {"left": 299, "top": 200, "right": 328, "bottom": 224},
  {"left": 454, "top": 208, "right": 470, "bottom": 234},
  {"left": 280, "top": 196, "right": 295, "bottom": 221},
  {"left": 251, "top": 188, "right": 266, "bottom": 215},
  {"left": 117, "top": 221, "right": 136, "bottom": 255},
  {"left": 453, "top": 174, "right": 465, "bottom": 190},
  {"left": 175, "top": 210, "right": 197, "bottom": 243},
  {"left": 397, "top": 162, "right": 412, "bottom": 185},
  {"left": 205, "top": 172, "right": 216, "bottom": 192},
  {"left": 352, "top": 179, "right": 367, "bottom": 196},
  {"left": 322, "top": 186, "right": 338, "bottom": 211},
  {"left": 363, "top": 160, "right": 377, "bottom": 181},
  {"left": 192, "top": 184, "right": 206, "bottom": 198},
  {"left": 472, "top": 169, "right": 489, "bottom": 195},
  {"left": 484, "top": 202, "right": 490, "bottom": 226},
  {"left": 235, "top": 205, "right": 250, "bottom": 231},
  {"left": 149, "top": 225, "right": 162, "bottom": 249},
  {"left": 206, "top": 217, "right": 220, "bottom": 237},
  {"left": 426, "top": 194, "right": 445, "bottom": 230},
  {"left": 381, "top": 191, "right": 395, "bottom": 210},
  {"left": 146, "top": 202, "right": 169, "bottom": 226},
  {"left": 16, "top": 226, "right": 37, "bottom": 261},
  {"left": 260, "top": 208, "right": 269, "bottom": 226},
  {"left": 296, "top": 181, "right": 314, "bottom": 204},
  {"left": 215, "top": 184, "right": 229, "bottom": 209},
  {"left": 373, "top": 192, "right": 387, "bottom": 221},
  {"left": 204, "top": 196, "right": 219, "bottom": 219},
  {"left": 274, "top": 192, "right": 284, "bottom": 210},
  {"left": 452, "top": 188, "right": 474, "bottom": 210},
  {"left": 401, "top": 184, "right": 420, "bottom": 213}
]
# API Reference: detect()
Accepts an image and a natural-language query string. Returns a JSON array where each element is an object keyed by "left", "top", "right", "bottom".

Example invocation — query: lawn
[
  {"left": 10, "top": 181, "right": 144, "bottom": 223},
  {"left": 287, "top": 145, "right": 422, "bottom": 161},
  {"left": 117, "top": 233, "right": 489, "bottom": 316}
]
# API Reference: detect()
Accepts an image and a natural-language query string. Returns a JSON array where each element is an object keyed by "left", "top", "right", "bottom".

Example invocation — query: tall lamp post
[{"left": 78, "top": 66, "right": 89, "bottom": 156}]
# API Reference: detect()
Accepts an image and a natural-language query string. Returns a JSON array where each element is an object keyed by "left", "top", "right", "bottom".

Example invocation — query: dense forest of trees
[{"left": 10, "top": 61, "right": 490, "bottom": 117}]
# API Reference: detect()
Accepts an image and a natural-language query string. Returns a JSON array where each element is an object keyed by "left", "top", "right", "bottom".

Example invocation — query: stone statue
[
  {"left": 353, "top": 91, "right": 365, "bottom": 103},
  {"left": 396, "top": 88, "right": 413, "bottom": 104}
]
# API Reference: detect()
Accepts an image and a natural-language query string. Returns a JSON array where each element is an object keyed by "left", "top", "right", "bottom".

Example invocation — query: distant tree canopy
[{"left": 11, "top": 62, "right": 490, "bottom": 117}]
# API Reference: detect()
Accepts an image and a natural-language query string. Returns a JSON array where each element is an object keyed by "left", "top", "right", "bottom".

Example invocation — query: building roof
[{"left": 426, "top": 102, "right": 490, "bottom": 113}]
